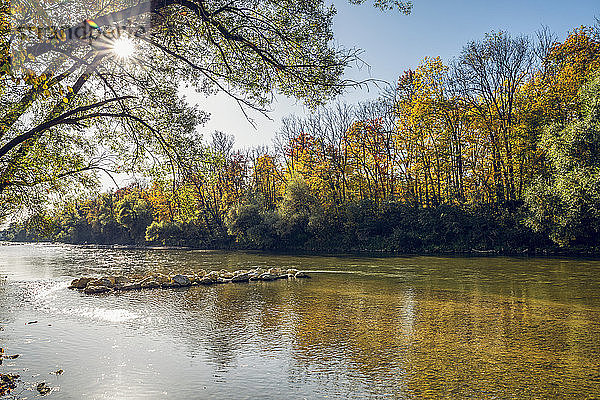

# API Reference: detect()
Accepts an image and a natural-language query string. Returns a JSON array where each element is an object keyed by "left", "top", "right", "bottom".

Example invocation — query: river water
[{"left": 1, "top": 242, "right": 599, "bottom": 399}]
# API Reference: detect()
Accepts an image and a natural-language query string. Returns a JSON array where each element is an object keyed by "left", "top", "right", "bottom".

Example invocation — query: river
[{"left": 1, "top": 242, "right": 599, "bottom": 399}]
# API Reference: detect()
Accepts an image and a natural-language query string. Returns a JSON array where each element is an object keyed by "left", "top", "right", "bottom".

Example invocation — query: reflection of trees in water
[
  {"left": 4, "top": 246, "right": 600, "bottom": 397},
  {"left": 287, "top": 277, "right": 600, "bottom": 398},
  {"left": 158, "top": 280, "right": 301, "bottom": 371},
  {"left": 287, "top": 275, "right": 411, "bottom": 396},
  {"left": 122, "top": 270, "right": 600, "bottom": 398}
]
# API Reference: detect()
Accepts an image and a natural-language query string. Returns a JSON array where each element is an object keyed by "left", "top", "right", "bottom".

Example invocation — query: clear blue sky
[{"left": 191, "top": 0, "right": 599, "bottom": 148}]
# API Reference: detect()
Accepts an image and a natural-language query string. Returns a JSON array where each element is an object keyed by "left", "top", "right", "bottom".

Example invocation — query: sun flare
[{"left": 112, "top": 37, "right": 136, "bottom": 59}]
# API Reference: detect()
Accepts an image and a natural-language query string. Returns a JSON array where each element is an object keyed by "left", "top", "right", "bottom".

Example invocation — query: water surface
[{"left": 1, "top": 243, "right": 600, "bottom": 399}]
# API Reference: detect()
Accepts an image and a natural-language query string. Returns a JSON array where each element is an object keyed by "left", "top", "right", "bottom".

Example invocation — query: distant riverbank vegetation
[{"left": 3, "top": 25, "right": 600, "bottom": 254}]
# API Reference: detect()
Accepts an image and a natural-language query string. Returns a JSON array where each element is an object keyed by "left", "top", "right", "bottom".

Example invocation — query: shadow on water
[{"left": 1, "top": 243, "right": 600, "bottom": 399}]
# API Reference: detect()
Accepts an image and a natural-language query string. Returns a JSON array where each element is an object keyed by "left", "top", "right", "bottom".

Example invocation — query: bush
[
  {"left": 145, "top": 221, "right": 185, "bottom": 246},
  {"left": 226, "top": 204, "right": 280, "bottom": 250}
]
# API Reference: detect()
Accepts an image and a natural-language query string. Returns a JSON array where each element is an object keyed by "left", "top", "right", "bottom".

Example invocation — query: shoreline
[{"left": 2, "top": 240, "right": 599, "bottom": 259}]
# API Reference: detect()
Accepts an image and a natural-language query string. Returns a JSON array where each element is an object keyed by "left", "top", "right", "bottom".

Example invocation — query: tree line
[{"left": 4, "top": 24, "right": 600, "bottom": 253}]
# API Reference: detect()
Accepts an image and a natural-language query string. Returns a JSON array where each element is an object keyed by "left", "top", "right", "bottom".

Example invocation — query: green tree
[
  {"left": 525, "top": 70, "right": 600, "bottom": 246},
  {"left": 115, "top": 193, "right": 153, "bottom": 242},
  {"left": 276, "top": 176, "right": 321, "bottom": 248},
  {"left": 226, "top": 203, "right": 279, "bottom": 250}
]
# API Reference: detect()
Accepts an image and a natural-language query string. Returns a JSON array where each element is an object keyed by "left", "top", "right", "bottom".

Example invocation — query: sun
[{"left": 112, "top": 36, "right": 136, "bottom": 59}]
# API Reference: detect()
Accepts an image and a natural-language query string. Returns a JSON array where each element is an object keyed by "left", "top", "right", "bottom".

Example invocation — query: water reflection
[{"left": 1, "top": 243, "right": 600, "bottom": 398}]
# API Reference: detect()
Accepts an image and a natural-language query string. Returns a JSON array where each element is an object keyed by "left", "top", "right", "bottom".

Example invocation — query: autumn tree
[
  {"left": 249, "top": 148, "right": 283, "bottom": 211},
  {"left": 1, "top": 0, "right": 412, "bottom": 219},
  {"left": 454, "top": 32, "right": 535, "bottom": 202}
]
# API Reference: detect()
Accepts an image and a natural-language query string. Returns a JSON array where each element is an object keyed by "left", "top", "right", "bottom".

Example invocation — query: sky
[{"left": 188, "top": 0, "right": 599, "bottom": 150}]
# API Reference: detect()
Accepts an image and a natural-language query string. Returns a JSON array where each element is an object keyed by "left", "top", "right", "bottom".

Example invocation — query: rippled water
[{"left": 1, "top": 243, "right": 600, "bottom": 399}]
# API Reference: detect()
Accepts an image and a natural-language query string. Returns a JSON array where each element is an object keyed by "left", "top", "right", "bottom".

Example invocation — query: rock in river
[
  {"left": 70, "top": 268, "right": 312, "bottom": 295},
  {"left": 88, "top": 278, "right": 114, "bottom": 288},
  {"left": 197, "top": 276, "right": 214, "bottom": 285},
  {"left": 69, "top": 277, "right": 92, "bottom": 289},
  {"left": 219, "top": 270, "right": 234, "bottom": 279},
  {"left": 152, "top": 274, "right": 171, "bottom": 286},
  {"left": 172, "top": 274, "right": 191, "bottom": 287},
  {"left": 140, "top": 279, "right": 160, "bottom": 289},
  {"left": 84, "top": 285, "right": 111, "bottom": 294},
  {"left": 231, "top": 273, "right": 251, "bottom": 283},
  {"left": 119, "top": 282, "right": 141, "bottom": 291},
  {"left": 36, "top": 382, "right": 51, "bottom": 395},
  {"left": 259, "top": 273, "right": 277, "bottom": 281}
]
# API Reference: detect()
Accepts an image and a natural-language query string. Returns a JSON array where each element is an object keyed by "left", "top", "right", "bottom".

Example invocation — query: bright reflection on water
[{"left": 1, "top": 243, "right": 600, "bottom": 399}]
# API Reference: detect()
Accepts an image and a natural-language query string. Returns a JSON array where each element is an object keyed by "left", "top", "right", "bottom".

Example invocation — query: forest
[{"left": 3, "top": 24, "right": 600, "bottom": 254}]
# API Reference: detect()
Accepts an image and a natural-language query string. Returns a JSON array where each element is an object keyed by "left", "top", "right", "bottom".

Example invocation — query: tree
[
  {"left": 277, "top": 175, "right": 319, "bottom": 248},
  {"left": 454, "top": 31, "right": 534, "bottom": 202},
  {"left": 225, "top": 203, "right": 279, "bottom": 249},
  {"left": 115, "top": 192, "right": 153, "bottom": 242},
  {"left": 349, "top": 0, "right": 412, "bottom": 13},
  {"left": 1, "top": 0, "right": 410, "bottom": 219},
  {"left": 528, "top": 26, "right": 600, "bottom": 126},
  {"left": 525, "top": 70, "right": 600, "bottom": 246},
  {"left": 250, "top": 149, "right": 283, "bottom": 211}
]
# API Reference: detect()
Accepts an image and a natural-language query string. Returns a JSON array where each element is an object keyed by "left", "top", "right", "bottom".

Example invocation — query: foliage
[
  {"left": 4, "top": 23, "right": 600, "bottom": 253},
  {"left": 116, "top": 192, "right": 153, "bottom": 242},
  {"left": 145, "top": 220, "right": 210, "bottom": 247},
  {"left": 349, "top": 0, "right": 413, "bottom": 13},
  {"left": 525, "top": 70, "right": 600, "bottom": 246},
  {"left": 226, "top": 203, "right": 279, "bottom": 250},
  {"left": 1, "top": 0, "right": 389, "bottom": 219}
]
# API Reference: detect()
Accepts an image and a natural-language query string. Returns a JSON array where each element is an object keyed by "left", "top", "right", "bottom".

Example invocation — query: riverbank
[
  {"left": 1, "top": 202, "right": 572, "bottom": 256},
  {"left": 2, "top": 239, "right": 599, "bottom": 258}
]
